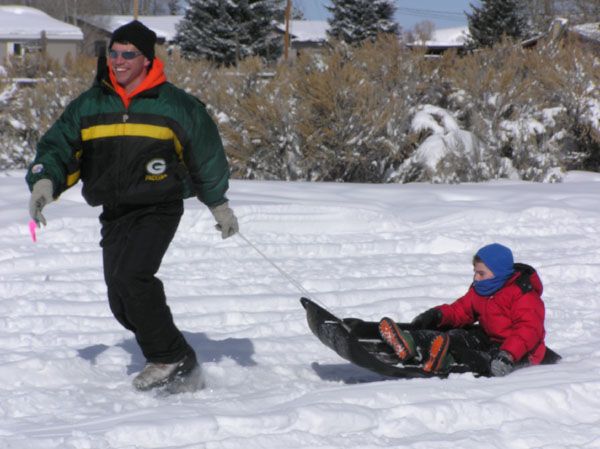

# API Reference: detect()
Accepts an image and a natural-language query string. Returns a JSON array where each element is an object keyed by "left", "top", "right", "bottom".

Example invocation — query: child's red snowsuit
[{"left": 436, "top": 266, "right": 546, "bottom": 364}]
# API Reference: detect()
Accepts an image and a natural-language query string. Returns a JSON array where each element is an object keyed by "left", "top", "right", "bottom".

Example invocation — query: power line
[
  {"left": 396, "top": 7, "right": 468, "bottom": 22},
  {"left": 397, "top": 7, "right": 466, "bottom": 17}
]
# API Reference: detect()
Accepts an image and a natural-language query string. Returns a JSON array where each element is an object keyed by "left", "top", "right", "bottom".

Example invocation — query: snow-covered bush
[
  {"left": 498, "top": 109, "right": 566, "bottom": 182},
  {"left": 543, "top": 38, "right": 600, "bottom": 172},
  {"left": 1, "top": 36, "right": 598, "bottom": 183},
  {"left": 287, "top": 37, "right": 412, "bottom": 182},
  {"left": 215, "top": 62, "right": 303, "bottom": 180},
  {"left": 0, "top": 56, "right": 95, "bottom": 170},
  {"left": 434, "top": 38, "right": 598, "bottom": 182},
  {"left": 201, "top": 36, "right": 416, "bottom": 181},
  {"left": 387, "top": 105, "right": 507, "bottom": 183}
]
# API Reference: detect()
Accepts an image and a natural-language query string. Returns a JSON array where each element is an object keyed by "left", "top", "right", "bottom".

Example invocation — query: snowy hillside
[{"left": 1, "top": 170, "right": 600, "bottom": 448}]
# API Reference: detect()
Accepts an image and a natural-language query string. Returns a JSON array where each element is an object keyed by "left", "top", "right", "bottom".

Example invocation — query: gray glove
[
  {"left": 490, "top": 350, "right": 515, "bottom": 377},
  {"left": 29, "top": 179, "right": 54, "bottom": 226},
  {"left": 210, "top": 202, "right": 239, "bottom": 239}
]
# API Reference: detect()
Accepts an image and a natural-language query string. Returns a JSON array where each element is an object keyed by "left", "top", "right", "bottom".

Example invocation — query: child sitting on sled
[{"left": 377, "top": 243, "right": 558, "bottom": 377}]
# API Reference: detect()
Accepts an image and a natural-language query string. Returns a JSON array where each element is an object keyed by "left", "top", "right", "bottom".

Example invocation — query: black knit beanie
[{"left": 109, "top": 20, "right": 157, "bottom": 61}]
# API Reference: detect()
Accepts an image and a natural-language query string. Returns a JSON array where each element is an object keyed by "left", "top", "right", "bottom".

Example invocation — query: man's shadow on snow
[
  {"left": 311, "top": 362, "right": 396, "bottom": 384},
  {"left": 77, "top": 331, "right": 256, "bottom": 374}
]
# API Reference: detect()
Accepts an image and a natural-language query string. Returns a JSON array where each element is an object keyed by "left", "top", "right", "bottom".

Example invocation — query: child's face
[{"left": 473, "top": 262, "right": 494, "bottom": 281}]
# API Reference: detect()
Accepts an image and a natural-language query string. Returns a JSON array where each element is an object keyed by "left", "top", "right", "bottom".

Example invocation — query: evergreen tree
[
  {"left": 327, "top": 0, "right": 399, "bottom": 45},
  {"left": 174, "top": 0, "right": 284, "bottom": 65},
  {"left": 467, "top": 0, "right": 529, "bottom": 48}
]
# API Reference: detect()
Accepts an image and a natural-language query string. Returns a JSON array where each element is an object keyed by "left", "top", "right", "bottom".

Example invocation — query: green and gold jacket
[{"left": 26, "top": 58, "right": 230, "bottom": 208}]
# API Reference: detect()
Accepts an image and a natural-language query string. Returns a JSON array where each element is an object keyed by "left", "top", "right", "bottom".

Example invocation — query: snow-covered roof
[
  {"left": 81, "top": 15, "right": 183, "bottom": 42},
  {"left": 572, "top": 22, "right": 600, "bottom": 42},
  {"left": 277, "top": 20, "right": 329, "bottom": 43},
  {"left": 0, "top": 6, "right": 83, "bottom": 41},
  {"left": 410, "top": 26, "right": 469, "bottom": 48}
]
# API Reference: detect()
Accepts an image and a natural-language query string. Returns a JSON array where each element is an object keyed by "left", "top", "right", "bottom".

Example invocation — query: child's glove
[
  {"left": 411, "top": 308, "right": 442, "bottom": 329},
  {"left": 210, "top": 202, "right": 239, "bottom": 239},
  {"left": 490, "top": 350, "right": 514, "bottom": 377},
  {"left": 29, "top": 179, "right": 54, "bottom": 226}
]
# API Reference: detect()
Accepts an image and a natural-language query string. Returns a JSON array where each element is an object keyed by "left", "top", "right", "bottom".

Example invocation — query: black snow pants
[
  {"left": 100, "top": 199, "right": 194, "bottom": 364},
  {"left": 410, "top": 327, "right": 500, "bottom": 375},
  {"left": 344, "top": 318, "right": 503, "bottom": 374}
]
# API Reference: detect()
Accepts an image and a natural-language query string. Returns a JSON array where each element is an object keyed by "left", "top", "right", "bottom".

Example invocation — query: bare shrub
[
  {"left": 218, "top": 66, "right": 302, "bottom": 180},
  {"left": 290, "top": 36, "right": 420, "bottom": 181},
  {"left": 1, "top": 33, "right": 598, "bottom": 183},
  {"left": 212, "top": 35, "right": 421, "bottom": 181},
  {"left": 0, "top": 55, "right": 95, "bottom": 169},
  {"left": 537, "top": 37, "right": 600, "bottom": 171},
  {"left": 435, "top": 37, "right": 600, "bottom": 181}
]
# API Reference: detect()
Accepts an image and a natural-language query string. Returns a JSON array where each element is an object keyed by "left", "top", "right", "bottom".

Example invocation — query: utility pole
[
  {"left": 284, "top": 0, "right": 291, "bottom": 61},
  {"left": 543, "top": 0, "right": 552, "bottom": 18},
  {"left": 133, "top": 0, "right": 139, "bottom": 20}
]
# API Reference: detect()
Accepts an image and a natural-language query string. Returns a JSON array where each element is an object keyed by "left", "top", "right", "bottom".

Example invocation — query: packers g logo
[
  {"left": 145, "top": 158, "right": 168, "bottom": 181},
  {"left": 146, "top": 158, "right": 166, "bottom": 174}
]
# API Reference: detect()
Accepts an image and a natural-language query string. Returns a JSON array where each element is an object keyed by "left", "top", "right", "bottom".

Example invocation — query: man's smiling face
[{"left": 109, "top": 42, "right": 150, "bottom": 93}]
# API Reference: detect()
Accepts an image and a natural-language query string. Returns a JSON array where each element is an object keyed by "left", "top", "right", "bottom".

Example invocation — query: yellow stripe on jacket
[{"left": 81, "top": 123, "right": 183, "bottom": 158}]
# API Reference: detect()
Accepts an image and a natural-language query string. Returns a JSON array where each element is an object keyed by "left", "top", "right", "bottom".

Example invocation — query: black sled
[{"left": 300, "top": 297, "right": 560, "bottom": 379}]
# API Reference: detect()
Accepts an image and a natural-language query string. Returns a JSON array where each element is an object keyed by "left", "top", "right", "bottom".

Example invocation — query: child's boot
[
  {"left": 379, "top": 317, "right": 416, "bottom": 361},
  {"left": 423, "top": 334, "right": 451, "bottom": 373}
]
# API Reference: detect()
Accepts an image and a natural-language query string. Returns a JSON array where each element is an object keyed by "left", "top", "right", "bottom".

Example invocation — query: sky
[
  {"left": 1, "top": 168, "right": 599, "bottom": 448},
  {"left": 295, "top": 0, "right": 480, "bottom": 31}
]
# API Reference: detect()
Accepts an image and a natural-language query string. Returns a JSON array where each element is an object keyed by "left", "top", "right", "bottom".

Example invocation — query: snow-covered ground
[{"left": 1, "top": 170, "right": 600, "bottom": 449}]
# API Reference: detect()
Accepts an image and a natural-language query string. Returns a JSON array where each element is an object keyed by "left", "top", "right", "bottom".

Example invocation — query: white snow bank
[{"left": 1, "top": 171, "right": 600, "bottom": 448}]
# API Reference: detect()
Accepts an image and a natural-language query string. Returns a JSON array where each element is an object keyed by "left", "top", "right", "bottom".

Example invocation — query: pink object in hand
[{"left": 29, "top": 219, "right": 37, "bottom": 242}]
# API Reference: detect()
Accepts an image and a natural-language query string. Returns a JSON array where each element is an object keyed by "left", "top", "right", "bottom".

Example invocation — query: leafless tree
[
  {"left": 413, "top": 20, "right": 435, "bottom": 42},
  {"left": 167, "top": 0, "right": 180, "bottom": 15}
]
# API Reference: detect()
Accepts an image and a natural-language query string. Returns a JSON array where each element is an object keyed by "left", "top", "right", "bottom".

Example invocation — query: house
[
  {"left": 77, "top": 15, "right": 183, "bottom": 56},
  {"left": 0, "top": 5, "right": 83, "bottom": 64},
  {"left": 406, "top": 27, "right": 470, "bottom": 55},
  {"left": 568, "top": 22, "right": 600, "bottom": 55},
  {"left": 276, "top": 20, "right": 329, "bottom": 61},
  {"left": 516, "top": 19, "right": 600, "bottom": 54}
]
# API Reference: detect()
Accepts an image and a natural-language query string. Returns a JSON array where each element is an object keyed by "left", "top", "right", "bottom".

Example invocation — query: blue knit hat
[
  {"left": 476, "top": 243, "right": 514, "bottom": 277},
  {"left": 473, "top": 243, "right": 515, "bottom": 296}
]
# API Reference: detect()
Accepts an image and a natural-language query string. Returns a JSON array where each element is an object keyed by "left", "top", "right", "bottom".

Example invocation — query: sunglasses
[{"left": 108, "top": 50, "right": 143, "bottom": 60}]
